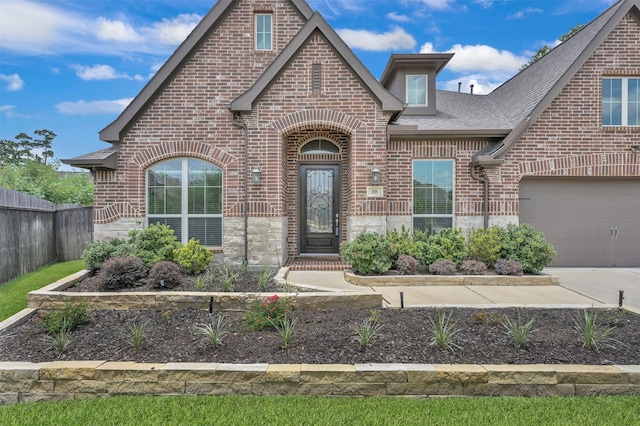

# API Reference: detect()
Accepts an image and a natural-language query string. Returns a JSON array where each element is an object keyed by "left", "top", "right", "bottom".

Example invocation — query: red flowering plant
[{"left": 243, "top": 294, "right": 292, "bottom": 331}]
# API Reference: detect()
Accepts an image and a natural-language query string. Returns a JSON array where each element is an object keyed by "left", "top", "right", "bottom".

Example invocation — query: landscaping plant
[
  {"left": 37, "top": 300, "right": 89, "bottom": 334},
  {"left": 429, "top": 259, "right": 458, "bottom": 275},
  {"left": 126, "top": 223, "right": 182, "bottom": 266},
  {"left": 98, "top": 256, "right": 148, "bottom": 290},
  {"left": 467, "top": 226, "right": 502, "bottom": 266},
  {"left": 573, "top": 310, "right": 619, "bottom": 352},
  {"left": 82, "top": 238, "right": 129, "bottom": 273},
  {"left": 243, "top": 295, "right": 292, "bottom": 331},
  {"left": 427, "top": 311, "right": 460, "bottom": 352},
  {"left": 257, "top": 267, "right": 273, "bottom": 291},
  {"left": 396, "top": 254, "right": 418, "bottom": 275},
  {"left": 502, "top": 311, "right": 537, "bottom": 348},
  {"left": 340, "top": 231, "right": 394, "bottom": 275},
  {"left": 460, "top": 259, "right": 488, "bottom": 275},
  {"left": 147, "top": 261, "right": 186, "bottom": 289},
  {"left": 494, "top": 258, "right": 525, "bottom": 276},
  {"left": 416, "top": 227, "right": 468, "bottom": 267},
  {"left": 127, "top": 321, "right": 150, "bottom": 351},
  {"left": 194, "top": 315, "right": 229, "bottom": 348},
  {"left": 173, "top": 238, "right": 212, "bottom": 275},
  {"left": 42, "top": 319, "right": 71, "bottom": 356},
  {"left": 499, "top": 223, "right": 556, "bottom": 274},
  {"left": 270, "top": 316, "right": 298, "bottom": 350},
  {"left": 351, "top": 318, "right": 382, "bottom": 349}
]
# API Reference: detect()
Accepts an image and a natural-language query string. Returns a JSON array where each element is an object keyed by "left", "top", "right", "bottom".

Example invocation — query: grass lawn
[
  {"left": 0, "top": 395, "right": 638, "bottom": 425},
  {"left": 0, "top": 260, "right": 84, "bottom": 321}
]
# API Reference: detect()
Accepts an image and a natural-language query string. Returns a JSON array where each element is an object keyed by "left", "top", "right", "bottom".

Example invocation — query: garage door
[{"left": 519, "top": 178, "right": 640, "bottom": 267}]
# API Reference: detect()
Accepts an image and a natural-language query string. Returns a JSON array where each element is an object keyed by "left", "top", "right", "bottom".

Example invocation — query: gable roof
[
  {"left": 99, "top": 0, "right": 314, "bottom": 143},
  {"left": 473, "top": 0, "right": 640, "bottom": 163},
  {"left": 231, "top": 12, "right": 404, "bottom": 114}
]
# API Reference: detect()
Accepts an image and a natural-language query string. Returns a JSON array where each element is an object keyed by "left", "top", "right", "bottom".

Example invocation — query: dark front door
[{"left": 300, "top": 165, "right": 340, "bottom": 254}]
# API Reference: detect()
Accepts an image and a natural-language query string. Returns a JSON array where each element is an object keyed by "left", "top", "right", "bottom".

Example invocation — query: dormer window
[
  {"left": 255, "top": 14, "right": 272, "bottom": 51},
  {"left": 407, "top": 75, "right": 427, "bottom": 106}
]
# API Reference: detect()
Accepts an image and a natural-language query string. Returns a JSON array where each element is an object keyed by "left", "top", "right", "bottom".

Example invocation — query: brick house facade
[{"left": 65, "top": 0, "right": 640, "bottom": 267}]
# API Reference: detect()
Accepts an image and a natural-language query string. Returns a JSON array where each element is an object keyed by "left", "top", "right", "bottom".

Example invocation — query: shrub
[
  {"left": 427, "top": 311, "right": 461, "bottom": 353},
  {"left": 173, "top": 238, "right": 212, "bottom": 275},
  {"left": 340, "top": 232, "right": 394, "bottom": 275},
  {"left": 468, "top": 227, "right": 502, "bottom": 266},
  {"left": 385, "top": 226, "right": 425, "bottom": 261},
  {"left": 499, "top": 223, "right": 556, "bottom": 274},
  {"left": 396, "top": 254, "right": 418, "bottom": 275},
  {"left": 429, "top": 259, "right": 458, "bottom": 275},
  {"left": 494, "top": 259, "right": 524, "bottom": 276},
  {"left": 147, "top": 261, "right": 186, "bottom": 289},
  {"left": 244, "top": 295, "right": 292, "bottom": 331},
  {"left": 82, "top": 238, "right": 128, "bottom": 272},
  {"left": 502, "top": 311, "right": 536, "bottom": 348},
  {"left": 127, "top": 223, "right": 182, "bottom": 266},
  {"left": 98, "top": 256, "right": 148, "bottom": 290},
  {"left": 460, "top": 260, "right": 488, "bottom": 275},
  {"left": 351, "top": 318, "right": 382, "bottom": 349},
  {"left": 416, "top": 228, "right": 468, "bottom": 267},
  {"left": 38, "top": 300, "right": 89, "bottom": 334}
]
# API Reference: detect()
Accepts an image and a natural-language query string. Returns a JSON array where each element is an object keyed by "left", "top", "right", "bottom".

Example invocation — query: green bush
[
  {"left": 385, "top": 226, "right": 425, "bottom": 261},
  {"left": 340, "top": 232, "right": 394, "bottom": 275},
  {"left": 499, "top": 223, "right": 556, "bottom": 274},
  {"left": 148, "top": 261, "right": 186, "bottom": 289},
  {"left": 98, "top": 256, "right": 148, "bottom": 290},
  {"left": 468, "top": 227, "right": 502, "bottom": 266},
  {"left": 416, "top": 228, "right": 468, "bottom": 267},
  {"left": 243, "top": 295, "right": 292, "bottom": 331},
  {"left": 82, "top": 238, "right": 128, "bottom": 272},
  {"left": 127, "top": 223, "right": 182, "bottom": 266},
  {"left": 173, "top": 238, "right": 212, "bottom": 275},
  {"left": 37, "top": 300, "right": 89, "bottom": 334}
]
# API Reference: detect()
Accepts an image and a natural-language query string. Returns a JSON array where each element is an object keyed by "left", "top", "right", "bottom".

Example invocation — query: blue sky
[{"left": 0, "top": 0, "right": 618, "bottom": 168}]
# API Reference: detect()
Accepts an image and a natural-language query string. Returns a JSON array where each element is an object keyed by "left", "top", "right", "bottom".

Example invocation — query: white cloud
[
  {"left": 439, "top": 75, "right": 509, "bottom": 95},
  {"left": 55, "top": 98, "right": 133, "bottom": 115},
  {"left": 71, "top": 64, "right": 144, "bottom": 81},
  {"left": 408, "top": 0, "right": 456, "bottom": 10},
  {"left": 386, "top": 12, "right": 411, "bottom": 23},
  {"left": 473, "top": 0, "right": 494, "bottom": 8},
  {"left": 0, "top": 104, "right": 30, "bottom": 119},
  {"left": 96, "top": 17, "right": 143, "bottom": 43},
  {"left": 148, "top": 14, "right": 202, "bottom": 45},
  {"left": 507, "top": 7, "right": 543, "bottom": 20},
  {"left": 0, "top": 74, "right": 24, "bottom": 91},
  {"left": 337, "top": 27, "right": 416, "bottom": 52},
  {"left": 0, "top": 0, "right": 201, "bottom": 56},
  {"left": 420, "top": 42, "right": 527, "bottom": 73}
]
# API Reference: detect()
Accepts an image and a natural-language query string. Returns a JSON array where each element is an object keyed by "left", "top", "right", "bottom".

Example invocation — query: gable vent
[{"left": 312, "top": 64, "right": 322, "bottom": 93}]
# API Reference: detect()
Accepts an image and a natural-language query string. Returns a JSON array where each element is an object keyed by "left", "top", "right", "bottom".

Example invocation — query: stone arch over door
[{"left": 271, "top": 111, "right": 364, "bottom": 258}]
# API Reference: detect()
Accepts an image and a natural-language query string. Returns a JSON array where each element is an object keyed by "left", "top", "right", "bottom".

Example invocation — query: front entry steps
[{"left": 285, "top": 256, "right": 350, "bottom": 271}]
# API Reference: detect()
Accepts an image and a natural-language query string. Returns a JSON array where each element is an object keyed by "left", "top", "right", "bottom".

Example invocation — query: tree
[
  {"left": 1, "top": 129, "right": 56, "bottom": 166},
  {"left": 520, "top": 24, "right": 585, "bottom": 70}
]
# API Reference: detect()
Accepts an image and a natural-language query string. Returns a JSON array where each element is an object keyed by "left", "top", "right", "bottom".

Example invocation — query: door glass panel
[{"left": 306, "top": 169, "right": 333, "bottom": 234}]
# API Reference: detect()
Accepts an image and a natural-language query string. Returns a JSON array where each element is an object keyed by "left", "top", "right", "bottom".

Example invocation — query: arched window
[
  {"left": 147, "top": 158, "right": 222, "bottom": 246},
  {"left": 300, "top": 139, "right": 340, "bottom": 155}
]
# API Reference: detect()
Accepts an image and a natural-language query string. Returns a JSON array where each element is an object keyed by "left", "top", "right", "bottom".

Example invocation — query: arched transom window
[
  {"left": 300, "top": 139, "right": 340, "bottom": 155},
  {"left": 147, "top": 158, "right": 222, "bottom": 246}
]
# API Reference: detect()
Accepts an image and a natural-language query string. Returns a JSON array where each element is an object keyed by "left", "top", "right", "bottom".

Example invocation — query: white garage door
[{"left": 519, "top": 178, "right": 640, "bottom": 267}]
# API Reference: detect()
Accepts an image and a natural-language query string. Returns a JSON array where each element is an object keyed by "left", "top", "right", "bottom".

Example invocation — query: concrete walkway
[{"left": 286, "top": 269, "right": 640, "bottom": 309}]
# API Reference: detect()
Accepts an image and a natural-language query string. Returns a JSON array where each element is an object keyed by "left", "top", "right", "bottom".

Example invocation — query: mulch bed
[{"left": 2, "top": 307, "right": 639, "bottom": 365}]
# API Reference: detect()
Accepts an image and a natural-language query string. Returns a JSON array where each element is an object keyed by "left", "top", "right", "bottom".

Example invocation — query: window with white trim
[
  {"left": 147, "top": 158, "right": 222, "bottom": 247},
  {"left": 255, "top": 14, "right": 272, "bottom": 51},
  {"left": 602, "top": 77, "right": 640, "bottom": 126},
  {"left": 413, "top": 159, "right": 454, "bottom": 235},
  {"left": 407, "top": 75, "right": 427, "bottom": 106}
]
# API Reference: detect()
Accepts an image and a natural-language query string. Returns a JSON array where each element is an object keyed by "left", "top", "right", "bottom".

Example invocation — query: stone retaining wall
[
  {"left": 344, "top": 271, "right": 559, "bottom": 286},
  {"left": 1, "top": 361, "right": 638, "bottom": 404}
]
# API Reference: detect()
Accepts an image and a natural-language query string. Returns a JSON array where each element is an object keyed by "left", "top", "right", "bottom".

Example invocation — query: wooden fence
[{"left": 0, "top": 188, "right": 93, "bottom": 284}]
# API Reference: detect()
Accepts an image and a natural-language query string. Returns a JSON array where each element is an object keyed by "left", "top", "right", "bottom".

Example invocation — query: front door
[{"left": 300, "top": 165, "right": 340, "bottom": 254}]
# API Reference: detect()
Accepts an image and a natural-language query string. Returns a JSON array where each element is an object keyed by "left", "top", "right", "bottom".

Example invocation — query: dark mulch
[{"left": 2, "top": 307, "right": 639, "bottom": 365}]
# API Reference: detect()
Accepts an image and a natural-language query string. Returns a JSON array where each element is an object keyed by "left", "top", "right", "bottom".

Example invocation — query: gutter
[
  {"left": 469, "top": 163, "right": 489, "bottom": 229},
  {"left": 231, "top": 112, "right": 249, "bottom": 266}
]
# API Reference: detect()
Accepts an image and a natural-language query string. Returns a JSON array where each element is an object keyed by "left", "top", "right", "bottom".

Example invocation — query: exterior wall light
[
  {"left": 251, "top": 168, "right": 261, "bottom": 185},
  {"left": 631, "top": 145, "right": 640, "bottom": 153},
  {"left": 371, "top": 167, "right": 381, "bottom": 185}
]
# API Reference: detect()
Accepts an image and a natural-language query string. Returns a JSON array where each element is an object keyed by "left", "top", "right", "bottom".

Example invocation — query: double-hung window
[
  {"left": 602, "top": 77, "right": 640, "bottom": 126},
  {"left": 148, "top": 158, "right": 223, "bottom": 247},
  {"left": 255, "top": 13, "right": 272, "bottom": 51},
  {"left": 413, "top": 160, "right": 454, "bottom": 235},
  {"left": 407, "top": 75, "right": 427, "bottom": 106}
]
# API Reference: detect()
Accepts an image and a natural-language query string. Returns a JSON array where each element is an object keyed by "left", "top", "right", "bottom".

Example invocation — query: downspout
[
  {"left": 231, "top": 112, "right": 249, "bottom": 266},
  {"left": 470, "top": 163, "right": 489, "bottom": 229}
]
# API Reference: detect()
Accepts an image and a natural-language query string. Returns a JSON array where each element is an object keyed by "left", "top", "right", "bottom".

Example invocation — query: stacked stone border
[
  {"left": 2, "top": 270, "right": 640, "bottom": 404},
  {"left": 344, "top": 271, "right": 559, "bottom": 287},
  {"left": 1, "top": 361, "right": 639, "bottom": 404}
]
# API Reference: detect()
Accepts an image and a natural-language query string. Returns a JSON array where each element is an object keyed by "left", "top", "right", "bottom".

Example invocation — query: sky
[{"left": 0, "top": 0, "right": 620, "bottom": 169}]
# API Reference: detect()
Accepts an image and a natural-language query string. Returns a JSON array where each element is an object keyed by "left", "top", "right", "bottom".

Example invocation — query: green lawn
[
  {"left": 0, "top": 395, "right": 638, "bottom": 425},
  {"left": 0, "top": 260, "right": 84, "bottom": 321}
]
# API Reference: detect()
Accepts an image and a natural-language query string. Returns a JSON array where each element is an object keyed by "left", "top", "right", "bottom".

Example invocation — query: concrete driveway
[{"left": 544, "top": 268, "right": 640, "bottom": 310}]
